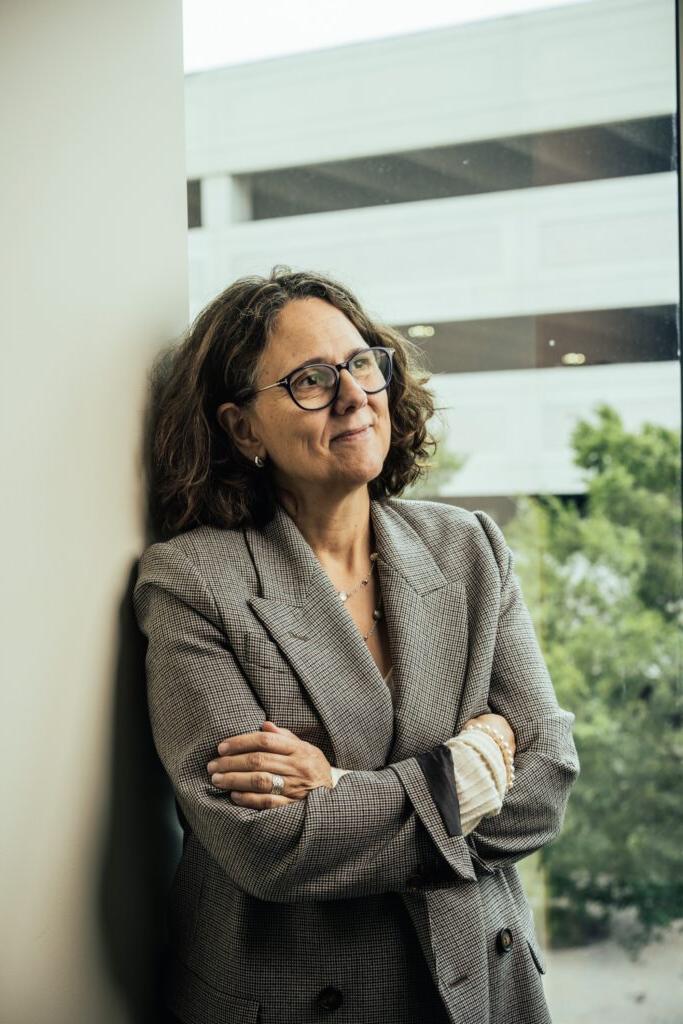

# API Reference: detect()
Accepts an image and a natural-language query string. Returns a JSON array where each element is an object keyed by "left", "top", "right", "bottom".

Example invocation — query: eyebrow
[{"left": 282, "top": 345, "right": 370, "bottom": 377}]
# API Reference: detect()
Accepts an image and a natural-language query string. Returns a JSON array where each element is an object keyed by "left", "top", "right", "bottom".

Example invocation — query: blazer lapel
[
  {"left": 370, "top": 500, "right": 470, "bottom": 763},
  {"left": 245, "top": 502, "right": 394, "bottom": 771},
  {"left": 244, "top": 499, "right": 469, "bottom": 771}
]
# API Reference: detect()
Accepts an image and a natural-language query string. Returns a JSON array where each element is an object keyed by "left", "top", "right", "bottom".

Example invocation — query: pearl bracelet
[{"left": 462, "top": 723, "right": 515, "bottom": 791}]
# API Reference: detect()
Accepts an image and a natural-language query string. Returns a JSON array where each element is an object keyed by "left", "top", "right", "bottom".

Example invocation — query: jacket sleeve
[
  {"left": 462, "top": 510, "right": 581, "bottom": 876},
  {"left": 332, "top": 731, "right": 508, "bottom": 838},
  {"left": 133, "top": 540, "right": 479, "bottom": 903}
]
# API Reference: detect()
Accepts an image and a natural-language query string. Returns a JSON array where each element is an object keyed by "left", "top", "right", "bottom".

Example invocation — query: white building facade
[{"left": 184, "top": 0, "right": 679, "bottom": 504}]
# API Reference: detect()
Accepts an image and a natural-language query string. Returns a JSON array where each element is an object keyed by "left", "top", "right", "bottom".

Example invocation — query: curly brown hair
[{"left": 145, "top": 265, "right": 439, "bottom": 538}]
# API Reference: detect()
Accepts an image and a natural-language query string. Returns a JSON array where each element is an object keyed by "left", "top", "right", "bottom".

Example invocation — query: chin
[{"left": 343, "top": 457, "right": 386, "bottom": 486}]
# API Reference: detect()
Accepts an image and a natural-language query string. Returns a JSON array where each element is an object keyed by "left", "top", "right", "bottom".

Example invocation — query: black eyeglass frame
[{"left": 247, "top": 345, "right": 395, "bottom": 411}]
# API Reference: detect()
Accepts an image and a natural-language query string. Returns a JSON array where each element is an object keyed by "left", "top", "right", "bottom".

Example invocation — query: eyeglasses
[{"left": 249, "top": 346, "right": 394, "bottom": 411}]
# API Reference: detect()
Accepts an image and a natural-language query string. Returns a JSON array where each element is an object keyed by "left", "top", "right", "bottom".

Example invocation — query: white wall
[{"left": 0, "top": 2, "right": 188, "bottom": 1021}]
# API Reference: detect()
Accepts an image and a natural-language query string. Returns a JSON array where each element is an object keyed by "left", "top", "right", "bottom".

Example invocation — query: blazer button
[
  {"left": 315, "top": 986, "right": 343, "bottom": 1011},
  {"left": 496, "top": 927, "right": 514, "bottom": 954}
]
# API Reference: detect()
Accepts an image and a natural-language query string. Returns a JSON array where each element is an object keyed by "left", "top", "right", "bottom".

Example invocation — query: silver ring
[{"left": 270, "top": 773, "right": 285, "bottom": 796}]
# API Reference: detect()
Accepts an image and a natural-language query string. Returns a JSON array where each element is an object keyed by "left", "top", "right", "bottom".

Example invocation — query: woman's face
[{"left": 219, "top": 297, "right": 392, "bottom": 506}]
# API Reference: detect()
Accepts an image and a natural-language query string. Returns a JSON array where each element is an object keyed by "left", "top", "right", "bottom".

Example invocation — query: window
[
  {"left": 184, "top": 1, "right": 681, "bottom": 1015},
  {"left": 237, "top": 116, "right": 675, "bottom": 221}
]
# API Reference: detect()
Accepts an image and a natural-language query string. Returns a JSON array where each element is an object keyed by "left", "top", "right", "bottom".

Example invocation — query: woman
[{"left": 134, "top": 266, "right": 580, "bottom": 1024}]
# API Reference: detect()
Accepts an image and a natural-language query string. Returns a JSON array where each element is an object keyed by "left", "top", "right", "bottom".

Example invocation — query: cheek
[
  {"left": 257, "top": 400, "right": 292, "bottom": 435},
  {"left": 262, "top": 411, "right": 326, "bottom": 459},
  {"left": 377, "top": 405, "right": 392, "bottom": 449}
]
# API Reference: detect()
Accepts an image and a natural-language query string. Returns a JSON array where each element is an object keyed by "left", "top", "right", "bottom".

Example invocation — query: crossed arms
[{"left": 132, "top": 512, "right": 579, "bottom": 902}]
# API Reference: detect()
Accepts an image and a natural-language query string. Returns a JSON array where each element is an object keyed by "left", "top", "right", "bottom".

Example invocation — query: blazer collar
[
  {"left": 244, "top": 498, "right": 468, "bottom": 769},
  {"left": 246, "top": 498, "right": 447, "bottom": 606}
]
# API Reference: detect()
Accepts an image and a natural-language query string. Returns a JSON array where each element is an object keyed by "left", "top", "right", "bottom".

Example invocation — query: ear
[{"left": 216, "top": 402, "right": 265, "bottom": 463}]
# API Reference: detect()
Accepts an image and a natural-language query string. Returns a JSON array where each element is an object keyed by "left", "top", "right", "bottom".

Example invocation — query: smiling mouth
[{"left": 333, "top": 425, "right": 371, "bottom": 441}]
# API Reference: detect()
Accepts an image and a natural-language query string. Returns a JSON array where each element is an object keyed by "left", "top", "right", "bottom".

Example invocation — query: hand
[
  {"left": 460, "top": 713, "right": 516, "bottom": 758},
  {"left": 206, "top": 721, "right": 333, "bottom": 809}
]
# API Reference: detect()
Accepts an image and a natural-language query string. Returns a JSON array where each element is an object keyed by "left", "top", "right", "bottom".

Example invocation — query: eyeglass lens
[{"left": 289, "top": 349, "right": 391, "bottom": 409}]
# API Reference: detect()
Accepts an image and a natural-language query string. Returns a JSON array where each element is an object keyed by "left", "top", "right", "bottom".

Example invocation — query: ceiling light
[
  {"left": 561, "top": 352, "right": 586, "bottom": 365},
  {"left": 407, "top": 324, "right": 435, "bottom": 338}
]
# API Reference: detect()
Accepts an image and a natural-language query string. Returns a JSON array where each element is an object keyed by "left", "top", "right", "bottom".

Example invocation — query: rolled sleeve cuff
[{"left": 414, "top": 744, "right": 462, "bottom": 837}]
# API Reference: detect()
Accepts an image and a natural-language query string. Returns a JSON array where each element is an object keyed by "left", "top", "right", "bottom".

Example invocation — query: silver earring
[{"left": 254, "top": 455, "right": 265, "bottom": 468}]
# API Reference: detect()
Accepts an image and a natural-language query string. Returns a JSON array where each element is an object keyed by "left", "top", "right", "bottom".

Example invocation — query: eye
[
  {"left": 351, "top": 353, "right": 373, "bottom": 369},
  {"left": 291, "top": 367, "right": 330, "bottom": 390}
]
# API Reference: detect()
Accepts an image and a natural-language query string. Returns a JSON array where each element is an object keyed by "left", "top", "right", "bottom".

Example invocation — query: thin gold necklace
[{"left": 335, "top": 552, "right": 383, "bottom": 642}]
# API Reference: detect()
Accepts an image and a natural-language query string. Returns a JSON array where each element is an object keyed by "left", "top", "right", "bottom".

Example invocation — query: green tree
[
  {"left": 502, "top": 406, "right": 683, "bottom": 954},
  {"left": 407, "top": 404, "right": 682, "bottom": 952}
]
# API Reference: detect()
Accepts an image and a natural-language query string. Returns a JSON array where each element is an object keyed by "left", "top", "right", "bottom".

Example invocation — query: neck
[{"left": 277, "top": 486, "right": 374, "bottom": 574}]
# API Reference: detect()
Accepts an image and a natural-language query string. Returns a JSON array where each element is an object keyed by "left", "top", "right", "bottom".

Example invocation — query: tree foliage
[
  {"left": 502, "top": 405, "right": 683, "bottom": 952},
  {"left": 412, "top": 404, "right": 682, "bottom": 952}
]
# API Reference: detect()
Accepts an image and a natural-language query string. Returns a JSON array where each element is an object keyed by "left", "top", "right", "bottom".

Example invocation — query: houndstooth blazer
[{"left": 133, "top": 496, "right": 580, "bottom": 1024}]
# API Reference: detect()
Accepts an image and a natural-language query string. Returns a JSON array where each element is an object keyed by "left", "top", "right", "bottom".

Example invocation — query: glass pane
[{"left": 183, "top": 0, "right": 682, "bottom": 1018}]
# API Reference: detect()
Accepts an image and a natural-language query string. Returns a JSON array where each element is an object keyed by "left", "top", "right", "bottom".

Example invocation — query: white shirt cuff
[
  {"left": 330, "top": 766, "right": 353, "bottom": 787},
  {"left": 443, "top": 730, "right": 508, "bottom": 835}
]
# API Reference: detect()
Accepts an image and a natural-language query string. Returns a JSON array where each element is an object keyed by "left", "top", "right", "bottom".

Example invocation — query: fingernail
[
  {"left": 218, "top": 741, "right": 229, "bottom": 753},
  {"left": 211, "top": 773, "right": 222, "bottom": 784},
  {"left": 207, "top": 761, "right": 217, "bottom": 772}
]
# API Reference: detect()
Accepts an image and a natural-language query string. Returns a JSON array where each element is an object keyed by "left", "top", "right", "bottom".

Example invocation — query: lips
[{"left": 333, "top": 424, "right": 371, "bottom": 441}]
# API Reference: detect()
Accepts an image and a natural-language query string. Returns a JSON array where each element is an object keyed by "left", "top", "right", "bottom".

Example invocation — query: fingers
[
  {"left": 206, "top": 745, "right": 307, "bottom": 800},
  {"left": 260, "top": 721, "right": 295, "bottom": 735},
  {"left": 207, "top": 749, "right": 294, "bottom": 777},
  {"left": 209, "top": 766, "right": 306, "bottom": 806},
  {"left": 209, "top": 767, "right": 299, "bottom": 797},
  {"left": 230, "top": 791, "right": 297, "bottom": 808},
  {"left": 208, "top": 725, "right": 312, "bottom": 808},
  {"left": 217, "top": 729, "right": 296, "bottom": 756}
]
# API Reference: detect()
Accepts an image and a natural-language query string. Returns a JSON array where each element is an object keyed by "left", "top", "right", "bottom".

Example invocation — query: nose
[{"left": 333, "top": 367, "right": 368, "bottom": 415}]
